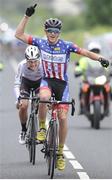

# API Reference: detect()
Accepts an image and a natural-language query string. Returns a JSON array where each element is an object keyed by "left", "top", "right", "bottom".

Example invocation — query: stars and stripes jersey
[{"left": 28, "top": 36, "right": 81, "bottom": 81}]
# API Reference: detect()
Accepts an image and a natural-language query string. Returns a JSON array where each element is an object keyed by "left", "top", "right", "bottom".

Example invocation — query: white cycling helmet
[
  {"left": 88, "top": 42, "right": 101, "bottom": 52},
  {"left": 25, "top": 45, "right": 40, "bottom": 61}
]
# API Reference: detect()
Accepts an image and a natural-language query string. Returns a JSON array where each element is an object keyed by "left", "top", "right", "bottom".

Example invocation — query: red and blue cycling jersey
[{"left": 28, "top": 36, "right": 81, "bottom": 82}]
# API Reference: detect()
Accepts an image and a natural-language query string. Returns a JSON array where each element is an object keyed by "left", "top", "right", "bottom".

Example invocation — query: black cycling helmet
[{"left": 44, "top": 18, "right": 62, "bottom": 30}]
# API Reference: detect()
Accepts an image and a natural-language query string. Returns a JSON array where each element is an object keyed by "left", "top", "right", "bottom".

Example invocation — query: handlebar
[
  {"left": 19, "top": 96, "right": 39, "bottom": 100},
  {"left": 39, "top": 98, "right": 75, "bottom": 116},
  {"left": 19, "top": 96, "right": 75, "bottom": 116}
]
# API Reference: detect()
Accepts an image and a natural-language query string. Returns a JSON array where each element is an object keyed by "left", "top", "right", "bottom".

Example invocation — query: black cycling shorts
[
  {"left": 20, "top": 77, "right": 41, "bottom": 98},
  {"left": 40, "top": 78, "right": 69, "bottom": 101}
]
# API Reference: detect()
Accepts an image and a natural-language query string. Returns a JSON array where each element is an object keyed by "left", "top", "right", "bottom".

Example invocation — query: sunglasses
[{"left": 46, "top": 28, "right": 60, "bottom": 34}]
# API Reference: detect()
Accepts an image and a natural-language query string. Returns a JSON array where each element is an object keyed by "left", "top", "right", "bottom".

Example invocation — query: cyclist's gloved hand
[
  {"left": 98, "top": 57, "right": 109, "bottom": 68},
  {"left": 16, "top": 96, "right": 22, "bottom": 109},
  {"left": 25, "top": 4, "right": 37, "bottom": 17},
  {"left": 16, "top": 101, "right": 20, "bottom": 109}
]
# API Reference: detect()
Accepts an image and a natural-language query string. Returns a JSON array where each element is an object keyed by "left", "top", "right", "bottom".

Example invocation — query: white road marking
[
  {"left": 69, "top": 160, "right": 83, "bottom": 169},
  {"left": 64, "top": 146, "right": 90, "bottom": 179},
  {"left": 77, "top": 172, "right": 90, "bottom": 179},
  {"left": 64, "top": 151, "right": 76, "bottom": 159},
  {"left": 64, "top": 144, "right": 69, "bottom": 151},
  {"left": 10, "top": 59, "right": 90, "bottom": 179}
]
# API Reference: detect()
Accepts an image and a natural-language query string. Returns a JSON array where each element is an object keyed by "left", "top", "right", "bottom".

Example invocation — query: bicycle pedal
[
  {"left": 36, "top": 139, "right": 44, "bottom": 144},
  {"left": 41, "top": 147, "right": 46, "bottom": 153}
]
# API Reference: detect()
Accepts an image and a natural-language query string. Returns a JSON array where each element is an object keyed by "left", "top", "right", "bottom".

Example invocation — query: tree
[{"left": 84, "top": 0, "right": 112, "bottom": 26}]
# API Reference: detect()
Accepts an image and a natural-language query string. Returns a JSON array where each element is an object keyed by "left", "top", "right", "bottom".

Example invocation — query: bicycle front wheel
[{"left": 47, "top": 121, "right": 58, "bottom": 179}]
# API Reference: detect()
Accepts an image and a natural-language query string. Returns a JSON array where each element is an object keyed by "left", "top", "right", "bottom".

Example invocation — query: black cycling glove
[
  {"left": 98, "top": 57, "right": 109, "bottom": 68},
  {"left": 25, "top": 4, "right": 37, "bottom": 17}
]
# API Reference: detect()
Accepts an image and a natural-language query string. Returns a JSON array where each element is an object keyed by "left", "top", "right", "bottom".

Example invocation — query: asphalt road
[{"left": 0, "top": 57, "right": 112, "bottom": 179}]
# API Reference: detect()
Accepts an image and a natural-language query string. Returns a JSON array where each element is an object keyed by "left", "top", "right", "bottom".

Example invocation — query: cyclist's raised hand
[
  {"left": 25, "top": 4, "right": 37, "bottom": 17},
  {"left": 99, "top": 57, "right": 109, "bottom": 68}
]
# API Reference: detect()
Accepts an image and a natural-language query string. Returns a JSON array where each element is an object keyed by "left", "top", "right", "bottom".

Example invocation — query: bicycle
[
  {"left": 20, "top": 88, "right": 40, "bottom": 165},
  {"left": 40, "top": 96, "right": 75, "bottom": 179}
]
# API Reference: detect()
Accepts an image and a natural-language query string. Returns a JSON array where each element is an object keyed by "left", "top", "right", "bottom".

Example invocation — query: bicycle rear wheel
[
  {"left": 26, "top": 116, "right": 33, "bottom": 163},
  {"left": 47, "top": 121, "right": 58, "bottom": 179}
]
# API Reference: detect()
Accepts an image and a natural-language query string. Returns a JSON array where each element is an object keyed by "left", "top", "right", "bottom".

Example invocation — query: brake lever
[{"left": 71, "top": 98, "right": 75, "bottom": 116}]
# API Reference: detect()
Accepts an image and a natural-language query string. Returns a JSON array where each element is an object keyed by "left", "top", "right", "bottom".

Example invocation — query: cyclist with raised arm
[
  {"left": 15, "top": 4, "right": 109, "bottom": 170},
  {"left": 14, "top": 45, "right": 43, "bottom": 144}
]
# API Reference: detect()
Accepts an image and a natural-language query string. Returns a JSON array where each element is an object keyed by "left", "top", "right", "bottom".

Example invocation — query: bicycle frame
[
  {"left": 40, "top": 98, "right": 75, "bottom": 178},
  {"left": 21, "top": 88, "right": 39, "bottom": 165}
]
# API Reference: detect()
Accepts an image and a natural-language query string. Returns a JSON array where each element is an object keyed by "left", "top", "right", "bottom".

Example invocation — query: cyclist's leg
[
  {"left": 54, "top": 80, "right": 69, "bottom": 170},
  {"left": 55, "top": 81, "right": 69, "bottom": 147},
  {"left": 38, "top": 88, "right": 51, "bottom": 125},
  {"left": 37, "top": 79, "right": 51, "bottom": 141},
  {"left": 18, "top": 99, "right": 29, "bottom": 144},
  {"left": 19, "top": 99, "right": 29, "bottom": 130},
  {"left": 56, "top": 106, "right": 69, "bottom": 170},
  {"left": 58, "top": 106, "right": 69, "bottom": 148},
  {"left": 18, "top": 78, "right": 30, "bottom": 144},
  {"left": 19, "top": 78, "right": 30, "bottom": 132}
]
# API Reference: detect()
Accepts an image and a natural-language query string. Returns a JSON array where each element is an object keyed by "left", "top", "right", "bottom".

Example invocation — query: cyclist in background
[
  {"left": 15, "top": 4, "right": 109, "bottom": 170},
  {"left": 0, "top": 61, "right": 4, "bottom": 71},
  {"left": 75, "top": 42, "right": 102, "bottom": 77},
  {"left": 74, "top": 42, "right": 106, "bottom": 114},
  {"left": 14, "top": 45, "right": 43, "bottom": 145}
]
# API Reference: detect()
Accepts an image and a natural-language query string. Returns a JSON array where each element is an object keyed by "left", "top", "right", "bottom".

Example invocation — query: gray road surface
[{"left": 0, "top": 58, "right": 112, "bottom": 179}]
